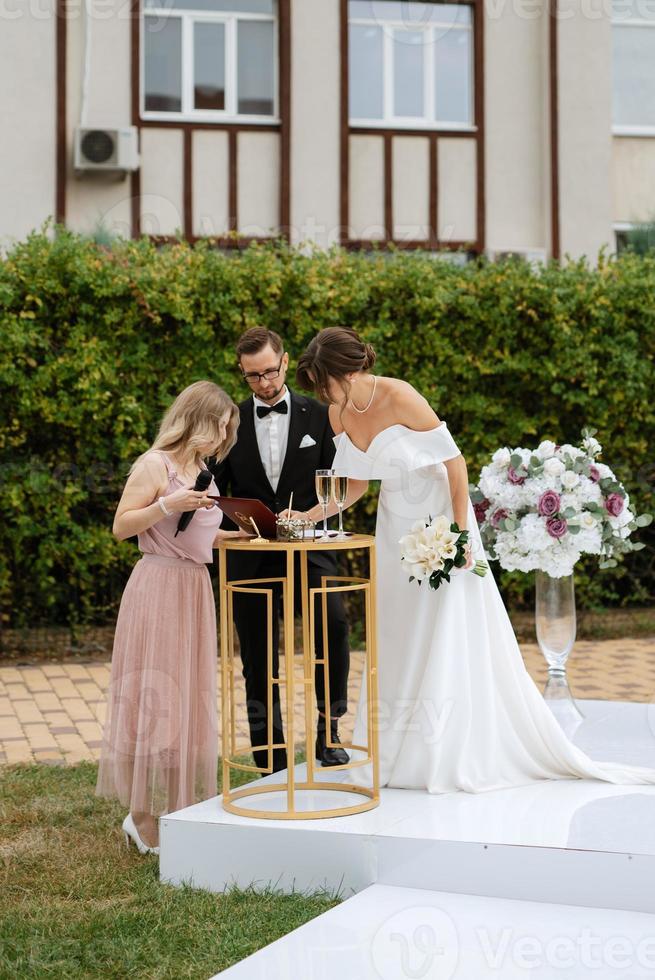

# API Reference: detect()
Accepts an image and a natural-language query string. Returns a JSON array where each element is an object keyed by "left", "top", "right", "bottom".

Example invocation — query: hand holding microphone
[{"left": 165, "top": 469, "right": 214, "bottom": 536}]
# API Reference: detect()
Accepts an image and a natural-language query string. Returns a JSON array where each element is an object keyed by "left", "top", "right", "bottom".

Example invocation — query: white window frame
[
  {"left": 141, "top": 4, "right": 279, "bottom": 124},
  {"left": 349, "top": 4, "right": 475, "bottom": 132},
  {"left": 611, "top": 8, "right": 655, "bottom": 136}
]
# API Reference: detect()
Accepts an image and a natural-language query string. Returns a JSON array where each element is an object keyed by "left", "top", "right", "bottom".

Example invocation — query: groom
[{"left": 210, "top": 327, "right": 350, "bottom": 774}]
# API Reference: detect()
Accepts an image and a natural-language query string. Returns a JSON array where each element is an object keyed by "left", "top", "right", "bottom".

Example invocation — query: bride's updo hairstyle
[{"left": 296, "top": 327, "right": 376, "bottom": 405}]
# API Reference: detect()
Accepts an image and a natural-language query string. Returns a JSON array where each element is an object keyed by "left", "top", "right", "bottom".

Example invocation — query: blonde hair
[{"left": 132, "top": 381, "right": 239, "bottom": 472}]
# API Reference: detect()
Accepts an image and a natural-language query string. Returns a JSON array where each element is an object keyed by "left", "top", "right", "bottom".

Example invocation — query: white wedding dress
[{"left": 332, "top": 421, "right": 655, "bottom": 793}]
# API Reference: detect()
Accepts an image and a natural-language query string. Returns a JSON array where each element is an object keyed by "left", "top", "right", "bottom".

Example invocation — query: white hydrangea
[
  {"left": 516, "top": 513, "right": 552, "bottom": 553},
  {"left": 578, "top": 476, "right": 603, "bottom": 505}
]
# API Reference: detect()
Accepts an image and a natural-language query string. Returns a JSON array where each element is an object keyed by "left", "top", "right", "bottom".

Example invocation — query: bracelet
[{"left": 158, "top": 496, "right": 172, "bottom": 517}]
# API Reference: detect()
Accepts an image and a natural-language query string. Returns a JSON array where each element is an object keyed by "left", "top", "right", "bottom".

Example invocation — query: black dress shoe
[{"left": 315, "top": 720, "right": 350, "bottom": 766}]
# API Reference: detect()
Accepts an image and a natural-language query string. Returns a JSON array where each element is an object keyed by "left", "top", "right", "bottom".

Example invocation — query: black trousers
[{"left": 231, "top": 554, "right": 350, "bottom": 773}]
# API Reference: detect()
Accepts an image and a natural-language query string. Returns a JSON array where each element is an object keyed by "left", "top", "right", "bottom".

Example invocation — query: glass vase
[{"left": 535, "top": 570, "right": 584, "bottom": 736}]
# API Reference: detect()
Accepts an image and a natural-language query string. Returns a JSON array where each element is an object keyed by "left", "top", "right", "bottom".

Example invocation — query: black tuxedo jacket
[{"left": 209, "top": 388, "right": 339, "bottom": 576}]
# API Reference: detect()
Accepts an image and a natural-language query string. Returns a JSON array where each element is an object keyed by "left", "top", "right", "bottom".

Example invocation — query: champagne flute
[
  {"left": 315, "top": 469, "right": 334, "bottom": 538},
  {"left": 332, "top": 475, "right": 348, "bottom": 539}
]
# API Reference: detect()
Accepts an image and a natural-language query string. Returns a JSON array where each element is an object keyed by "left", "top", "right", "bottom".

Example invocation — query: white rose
[
  {"left": 537, "top": 440, "right": 557, "bottom": 459},
  {"left": 582, "top": 436, "right": 602, "bottom": 457},
  {"left": 544, "top": 458, "right": 565, "bottom": 478},
  {"left": 558, "top": 444, "right": 585, "bottom": 459},
  {"left": 579, "top": 512, "right": 598, "bottom": 530},
  {"left": 561, "top": 470, "right": 580, "bottom": 490},
  {"left": 492, "top": 447, "right": 511, "bottom": 467}
]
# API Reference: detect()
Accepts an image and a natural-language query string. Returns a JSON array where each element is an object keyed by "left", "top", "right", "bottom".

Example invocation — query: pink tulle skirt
[{"left": 95, "top": 554, "right": 218, "bottom": 816}]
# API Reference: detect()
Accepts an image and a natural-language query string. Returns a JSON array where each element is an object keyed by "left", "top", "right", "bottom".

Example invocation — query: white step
[
  {"left": 160, "top": 700, "right": 655, "bottom": 914},
  {"left": 212, "top": 883, "right": 655, "bottom": 979}
]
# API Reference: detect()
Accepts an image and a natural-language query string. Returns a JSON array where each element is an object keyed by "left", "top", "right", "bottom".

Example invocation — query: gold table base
[{"left": 218, "top": 534, "right": 379, "bottom": 819}]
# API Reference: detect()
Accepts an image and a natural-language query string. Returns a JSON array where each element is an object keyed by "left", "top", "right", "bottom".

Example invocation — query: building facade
[{"left": 2, "top": 0, "right": 654, "bottom": 261}]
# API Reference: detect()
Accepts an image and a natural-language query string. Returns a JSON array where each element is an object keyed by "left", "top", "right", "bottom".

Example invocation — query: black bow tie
[{"left": 256, "top": 401, "right": 289, "bottom": 419}]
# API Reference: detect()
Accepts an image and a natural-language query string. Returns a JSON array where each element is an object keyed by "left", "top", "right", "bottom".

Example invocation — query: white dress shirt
[{"left": 252, "top": 387, "right": 291, "bottom": 493}]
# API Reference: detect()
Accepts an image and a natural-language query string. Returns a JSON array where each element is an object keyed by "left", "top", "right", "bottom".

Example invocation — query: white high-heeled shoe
[{"left": 122, "top": 813, "right": 160, "bottom": 856}]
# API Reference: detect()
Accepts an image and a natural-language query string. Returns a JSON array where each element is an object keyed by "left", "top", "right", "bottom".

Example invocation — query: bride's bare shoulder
[
  {"left": 328, "top": 402, "right": 344, "bottom": 434},
  {"left": 388, "top": 379, "right": 442, "bottom": 430}
]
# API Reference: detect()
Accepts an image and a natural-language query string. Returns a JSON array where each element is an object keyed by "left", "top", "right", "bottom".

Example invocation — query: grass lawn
[{"left": 0, "top": 760, "right": 339, "bottom": 979}]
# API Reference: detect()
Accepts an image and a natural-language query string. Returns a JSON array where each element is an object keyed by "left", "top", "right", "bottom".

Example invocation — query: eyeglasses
[{"left": 242, "top": 358, "right": 284, "bottom": 385}]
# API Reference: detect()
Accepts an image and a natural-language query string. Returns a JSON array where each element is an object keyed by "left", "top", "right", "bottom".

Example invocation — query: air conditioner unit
[{"left": 74, "top": 126, "right": 139, "bottom": 173}]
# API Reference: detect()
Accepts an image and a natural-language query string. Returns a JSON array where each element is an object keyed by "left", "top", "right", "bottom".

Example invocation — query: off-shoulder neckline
[{"left": 335, "top": 421, "right": 447, "bottom": 456}]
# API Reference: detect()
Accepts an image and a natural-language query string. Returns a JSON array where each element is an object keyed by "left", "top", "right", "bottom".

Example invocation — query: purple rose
[
  {"left": 474, "top": 498, "right": 490, "bottom": 524},
  {"left": 490, "top": 508, "right": 509, "bottom": 529},
  {"left": 546, "top": 516, "right": 568, "bottom": 539},
  {"left": 589, "top": 465, "right": 601, "bottom": 483},
  {"left": 508, "top": 465, "right": 526, "bottom": 485},
  {"left": 604, "top": 493, "right": 624, "bottom": 517},
  {"left": 538, "top": 490, "right": 561, "bottom": 517}
]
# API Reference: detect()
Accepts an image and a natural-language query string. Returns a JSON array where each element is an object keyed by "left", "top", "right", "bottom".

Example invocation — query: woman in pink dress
[{"left": 96, "top": 381, "right": 245, "bottom": 854}]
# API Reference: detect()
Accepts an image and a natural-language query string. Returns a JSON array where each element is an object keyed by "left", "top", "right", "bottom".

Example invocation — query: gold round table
[{"left": 217, "top": 534, "right": 379, "bottom": 819}]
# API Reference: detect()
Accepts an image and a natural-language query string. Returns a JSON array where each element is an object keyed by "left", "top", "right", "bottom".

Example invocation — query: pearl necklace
[{"left": 349, "top": 375, "right": 377, "bottom": 414}]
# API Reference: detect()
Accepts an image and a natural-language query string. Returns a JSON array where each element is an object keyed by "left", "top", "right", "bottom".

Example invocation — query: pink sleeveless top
[{"left": 137, "top": 451, "right": 223, "bottom": 564}]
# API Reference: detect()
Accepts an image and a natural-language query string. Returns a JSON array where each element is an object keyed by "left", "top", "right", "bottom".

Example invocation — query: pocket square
[{"left": 299, "top": 434, "right": 317, "bottom": 449}]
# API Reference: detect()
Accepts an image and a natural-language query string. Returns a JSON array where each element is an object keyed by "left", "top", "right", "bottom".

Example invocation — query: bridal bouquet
[
  {"left": 399, "top": 515, "right": 489, "bottom": 591},
  {"left": 470, "top": 427, "right": 652, "bottom": 578}
]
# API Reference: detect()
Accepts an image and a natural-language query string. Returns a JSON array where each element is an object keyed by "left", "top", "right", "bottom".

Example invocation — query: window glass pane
[
  {"left": 144, "top": 16, "right": 182, "bottom": 112},
  {"left": 194, "top": 22, "right": 225, "bottom": 110},
  {"left": 349, "top": 23, "right": 383, "bottom": 118},
  {"left": 350, "top": 1, "right": 470, "bottom": 27},
  {"left": 237, "top": 20, "right": 275, "bottom": 114},
  {"left": 434, "top": 26, "right": 472, "bottom": 123},
  {"left": 430, "top": 3, "right": 471, "bottom": 26},
  {"left": 612, "top": 26, "right": 655, "bottom": 125},
  {"left": 145, "top": 0, "right": 273, "bottom": 11},
  {"left": 393, "top": 29, "right": 424, "bottom": 117},
  {"left": 611, "top": 0, "right": 655, "bottom": 22}
]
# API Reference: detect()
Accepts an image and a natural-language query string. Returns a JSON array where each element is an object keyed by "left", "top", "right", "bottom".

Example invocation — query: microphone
[{"left": 174, "top": 469, "right": 213, "bottom": 536}]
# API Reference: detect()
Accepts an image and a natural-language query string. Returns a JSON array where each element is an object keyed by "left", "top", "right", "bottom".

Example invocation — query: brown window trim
[{"left": 340, "top": 0, "right": 485, "bottom": 256}]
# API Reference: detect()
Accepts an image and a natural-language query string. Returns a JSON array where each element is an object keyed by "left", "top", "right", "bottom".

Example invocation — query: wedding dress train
[{"left": 332, "top": 422, "right": 655, "bottom": 793}]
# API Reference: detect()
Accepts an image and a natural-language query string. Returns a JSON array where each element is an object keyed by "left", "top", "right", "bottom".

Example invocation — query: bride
[{"left": 295, "top": 327, "right": 655, "bottom": 793}]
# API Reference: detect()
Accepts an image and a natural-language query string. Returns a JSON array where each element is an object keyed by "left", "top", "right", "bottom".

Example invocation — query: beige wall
[
  {"left": 2, "top": 1, "right": 651, "bottom": 259},
  {"left": 65, "top": 0, "right": 133, "bottom": 238},
  {"left": 238, "top": 132, "right": 280, "bottom": 236},
  {"left": 557, "top": 1, "right": 613, "bottom": 261},
  {"left": 0, "top": 0, "right": 56, "bottom": 248},
  {"left": 193, "top": 131, "right": 230, "bottom": 238},
  {"left": 484, "top": 0, "right": 548, "bottom": 253},
  {"left": 349, "top": 136, "right": 385, "bottom": 239},
  {"left": 290, "top": 0, "right": 341, "bottom": 247},
  {"left": 612, "top": 138, "right": 655, "bottom": 225},
  {"left": 438, "top": 139, "right": 477, "bottom": 244},
  {"left": 139, "top": 129, "right": 184, "bottom": 236}
]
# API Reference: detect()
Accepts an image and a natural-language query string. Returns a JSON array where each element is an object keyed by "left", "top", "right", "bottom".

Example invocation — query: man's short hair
[{"left": 236, "top": 327, "right": 284, "bottom": 361}]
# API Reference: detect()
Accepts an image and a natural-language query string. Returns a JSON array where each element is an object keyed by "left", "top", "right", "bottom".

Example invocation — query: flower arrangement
[
  {"left": 399, "top": 515, "right": 488, "bottom": 591},
  {"left": 470, "top": 428, "right": 652, "bottom": 578}
]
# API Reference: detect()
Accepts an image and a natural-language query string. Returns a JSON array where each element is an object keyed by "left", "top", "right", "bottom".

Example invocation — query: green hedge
[{"left": 1, "top": 227, "right": 653, "bottom": 628}]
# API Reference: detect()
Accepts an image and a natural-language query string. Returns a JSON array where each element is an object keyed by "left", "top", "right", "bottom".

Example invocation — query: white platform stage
[
  {"left": 159, "top": 699, "right": 655, "bottom": 978},
  {"left": 212, "top": 884, "right": 655, "bottom": 979}
]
